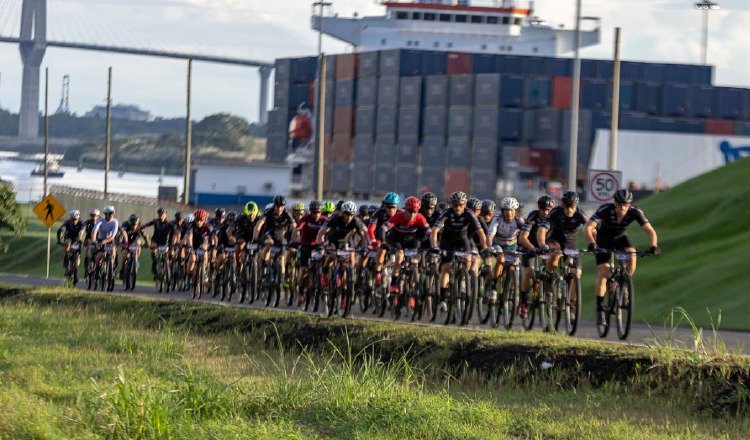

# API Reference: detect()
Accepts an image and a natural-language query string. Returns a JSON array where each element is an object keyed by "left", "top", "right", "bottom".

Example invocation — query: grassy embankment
[{"left": 0, "top": 285, "right": 749, "bottom": 439}]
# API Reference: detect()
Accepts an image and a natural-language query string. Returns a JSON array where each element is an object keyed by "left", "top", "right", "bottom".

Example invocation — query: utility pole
[
  {"left": 609, "top": 27, "right": 621, "bottom": 171},
  {"left": 104, "top": 66, "right": 112, "bottom": 199},
  {"left": 695, "top": 1, "right": 719, "bottom": 65},
  {"left": 313, "top": 1, "right": 331, "bottom": 199},
  {"left": 44, "top": 67, "right": 50, "bottom": 278},
  {"left": 567, "top": 0, "right": 582, "bottom": 191},
  {"left": 184, "top": 58, "right": 193, "bottom": 206}
]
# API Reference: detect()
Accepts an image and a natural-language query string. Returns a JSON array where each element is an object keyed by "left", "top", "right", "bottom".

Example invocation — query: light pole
[
  {"left": 313, "top": 1, "right": 332, "bottom": 200},
  {"left": 695, "top": 0, "right": 719, "bottom": 65},
  {"left": 567, "top": 0, "right": 582, "bottom": 192}
]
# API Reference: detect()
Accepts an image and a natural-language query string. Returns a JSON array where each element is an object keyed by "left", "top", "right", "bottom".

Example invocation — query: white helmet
[
  {"left": 341, "top": 201, "right": 357, "bottom": 214},
  {"left": 185, "top": 213, "right": 195, "bottom": 223},
  {"left": 103, "top": 205, "right": 115, "bottom": 215},
  {"left": 69, "top": 210, "right": 80, "bottom": 219},
  {"left": 500, "top": 197, "right": 519, "bottom": 210},
  {"left": 90, "top": 208, "right": 100, "bottom": 216}
]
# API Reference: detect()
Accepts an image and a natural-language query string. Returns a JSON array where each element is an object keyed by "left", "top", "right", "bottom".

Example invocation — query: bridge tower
[
  {"left": 18, "top": 0, "right": 47, "bottom": 139},
  {"left": 258, "top": 66, "right": 271, "bottom": 125},
  {"left": 56, "top": 74, "right": 70, "bottom": 114}
]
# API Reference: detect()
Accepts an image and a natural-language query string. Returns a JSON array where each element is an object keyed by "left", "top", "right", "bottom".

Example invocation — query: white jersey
[
  {"left": 93, "top": 217, "right": 119, "bottom": 241},
  {"left": 487, "top": 215, "right": 525, "bottom": 247}
]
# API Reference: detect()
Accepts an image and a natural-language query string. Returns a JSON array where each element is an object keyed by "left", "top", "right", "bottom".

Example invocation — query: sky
[{"left": 0, "top": 0, "right": 748, "bottom": 123}]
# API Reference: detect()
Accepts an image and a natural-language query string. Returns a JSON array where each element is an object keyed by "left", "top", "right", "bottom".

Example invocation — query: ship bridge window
[
  {"left": 455, "top": 14, "right": 467, "bottom": 23},
  {"left": 424, "top": 12, "right": 436, "bottom": 21},
  {"left": 501, "top": 17, "right": 510, "bottom": 24},
  {"left": 412, "top": 12, "right": 421, "bottom": 20},
  {"left": 395, "top": 11, "right": 408, "bottom": 20},
  {"left": 514, "top": 17, "right": 522, "bottom": 25},
  {"left": 487, "top": 16, "right": 499, "bottom": 24},
  {"left": 470, "top": 15, "right": 483, "bottom": 23},
  {"left": 439, "top": 13, "right": 452, "bottom": 22}
]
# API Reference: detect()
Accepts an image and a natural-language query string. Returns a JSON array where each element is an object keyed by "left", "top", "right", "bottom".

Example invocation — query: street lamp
[
  {"left": 567, "top": 0, "right": 582, "bottom": 192},
  {"left": 695, "top": 0, "right": 719, "bottom": 65},
  {"left": 312, "top": 1, "right": 332, "bottom": 200}
]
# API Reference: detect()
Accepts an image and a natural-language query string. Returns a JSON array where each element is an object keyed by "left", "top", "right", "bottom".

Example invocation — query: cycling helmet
[
  {"left": 481, "top": 199, "right": 496, "bottom": 214},
  {"left": 368, "top": 204, "right": 378, "bottom": 216},
  {"left": 195, "top": 209, "right": 208, "bottom": 221},
  {"left": 309, "top": 200, "right": 322, "bottom": 212},
  {"left": 90, "top": 208, "right": 100, "bottom": 216},
  {"left": 68, "top": 210, "right": 80, "bottom": 219},
  {"left": 500, "top": 197, "right": 520, "bottom": 210},
  {"left": 341, "top": 201, "right": 357, "bottom": 214},
  {"left": 405, "top": 196, "right": 421, "bottom": 212},
  {"left": 103, "top": 205, "right": 115, "bottom": 215},
  {"left": 614, "top": 188, "right": 634, "bottom": 204},
  {"left": 244, "top": 201, "right": 259, "bottom": 217},
  {"left": 215, "top": 207, "right": 227, "bottom": 217},
  {"left": 292, "top": 202, "right": 305, "bottom": 211},
  {"left": 128, "top": 213, "right": 139, "bottom": 223},
  {"left": 321, "top": 201, "right": 335, "bottom": 214},
  {"left": 227, "top": 211, "right": 238, "bottom": 222},
  {"left": 273, "top": 195, "right": 286, "bottom": 206},
  {"left": 265, "top": 203, "right": 274, "bottom": 210},
  {"left": 383, "top": 192, "right": 400, "bottom": 205},
  {"left": 537, "top": 195, "right": 556, "bottom": 210},
  {"left": 358, "top": 205, "right": 369, "bottom": 216},
  {"left": 174, "top": 211, "right": 183, "bottom": 220},
  {"left": 421, "top": 192, "right": 438, "bottom": 208},
  {"left": 157, "top": 206, "right": 165, "bottom": 214},
  {"left": 450, "top": 191, "right": 468, "bottom": 204},
  {"left": 561, "top": 190, "right": 580, "bottom": 206},
  {"left": 467, "top": 197, "right": 481, "bottom": 211},
  {"left": 185, "top": 213, "right": 195, "bottom": 224}
]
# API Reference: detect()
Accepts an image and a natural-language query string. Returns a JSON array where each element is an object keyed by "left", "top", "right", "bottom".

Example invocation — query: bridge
[{"left": 0, "top": 0, "right": 280, "bottom": 139}]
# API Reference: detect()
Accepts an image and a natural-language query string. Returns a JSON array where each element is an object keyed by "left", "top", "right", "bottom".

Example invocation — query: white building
[{"left": 191, "top": 163, "right": 292, "bottom": 207}]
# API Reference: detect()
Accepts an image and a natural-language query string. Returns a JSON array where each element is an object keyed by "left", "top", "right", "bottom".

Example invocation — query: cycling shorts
[
  {"left": 595, "top": 233, "right": 633, "bottom": 265},
  {"left": 439, "top": 237, "right": 471, "bottom": 265}
]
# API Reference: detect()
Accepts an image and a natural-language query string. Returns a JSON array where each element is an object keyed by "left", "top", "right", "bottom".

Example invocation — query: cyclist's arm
[
  {"left": 518, "top": 230, "right": 534, "bottom": 251},
  {"left": 77, "top": 227, "right": 85, "bottom": 243},
  {"left": 584, "top": 220, "right": 598, "bottom": 246},
  {"left": 357, "top": 223, "right": 371, "bottom": 248},
  {"left": 56, "top": 223, "right": 65, "bottom": 242},
  {"left": 537, "top": 224, "right": 549, "bottom": 246},
  {"left": 252, "top": 218, "right": 266, "bottom": 241},
  {"left": 474, "top": 228, "right": 488, "bottom": 251},
  {"left": 642, "top": 222, "right": 658, "bottom": 248},
  {"left": 429, "top": 225, "right": 441, "bottom": 249},
  {"left": 316, "top": 226, "right": 330, "bottom": 244}
]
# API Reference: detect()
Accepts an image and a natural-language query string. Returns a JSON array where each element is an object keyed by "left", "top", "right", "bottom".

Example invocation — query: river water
[{"left": 0, "top": 158, "right": 183, "bottom": 203}]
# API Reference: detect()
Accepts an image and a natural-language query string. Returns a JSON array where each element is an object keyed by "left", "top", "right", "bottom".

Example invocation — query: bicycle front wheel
[
  {"left": 565, "top": 276, "right": 582, "bottom": 336},
  {"left": 501, "top": 271, "right": 517, "bottom": 330},
  {"left": 616, "top": 274, "right": 634, "bottom": 340}
]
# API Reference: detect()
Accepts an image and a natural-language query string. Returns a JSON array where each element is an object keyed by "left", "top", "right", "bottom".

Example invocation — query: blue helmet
[{"left": 383, "top": 192, "right": 400, "bottom": 205}]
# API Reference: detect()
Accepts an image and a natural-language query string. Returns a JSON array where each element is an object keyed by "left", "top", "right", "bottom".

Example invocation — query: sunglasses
[{"left": 385, "top": 205, "right": 398, "bottom": 210}]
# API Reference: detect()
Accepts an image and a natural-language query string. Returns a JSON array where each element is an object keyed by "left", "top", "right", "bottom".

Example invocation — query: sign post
[
  {"left": 587, "top": 169, "right": 623, "bottom": 204},
  {"left": 33, "top": 194, "right": 67, "bottom": 279}
]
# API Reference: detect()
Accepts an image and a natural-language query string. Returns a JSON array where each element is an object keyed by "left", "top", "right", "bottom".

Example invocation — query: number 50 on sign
[{"left": 587, "top": 170, "right": 622, "bottom": 203}]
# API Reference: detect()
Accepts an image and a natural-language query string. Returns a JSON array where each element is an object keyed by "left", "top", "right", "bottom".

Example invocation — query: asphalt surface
[{"left": 2, "top": 272, "right": 748, "bottom": 355}]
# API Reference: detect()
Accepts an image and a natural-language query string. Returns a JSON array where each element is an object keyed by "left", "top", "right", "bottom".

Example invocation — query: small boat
[{"left": 30, "top": 160, "right": 65, "bottom": 178}]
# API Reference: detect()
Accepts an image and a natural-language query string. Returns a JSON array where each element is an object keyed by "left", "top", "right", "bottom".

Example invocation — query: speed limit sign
[{"left": 587, "top": 169, "right": 622, "bottom": 203}]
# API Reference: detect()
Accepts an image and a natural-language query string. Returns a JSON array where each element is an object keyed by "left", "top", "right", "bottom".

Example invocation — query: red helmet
[
  {"left": 405, "top": 196, "right": 421, "bottom": 212},
  {"left": 195, "top": 209, "right": 208, "bottom": 221}
]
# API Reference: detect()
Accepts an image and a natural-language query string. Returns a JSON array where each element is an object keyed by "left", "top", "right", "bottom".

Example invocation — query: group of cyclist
[{"left": 55, "top": 186, "right": 659, "bottom": 326}]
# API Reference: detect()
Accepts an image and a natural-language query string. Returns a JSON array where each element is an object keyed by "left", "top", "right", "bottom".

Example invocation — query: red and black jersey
[
  {"left": 384, "top": 210, "right": 430, "bottom": 241},
  {"left": 188, "top": 224, "right": 212, "bottom": 249},
  {"left": 297, "top": 213, "right": 327, "bottom": 245}
]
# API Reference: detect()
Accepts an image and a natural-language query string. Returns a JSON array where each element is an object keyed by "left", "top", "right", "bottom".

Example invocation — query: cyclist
[
  {"left": 92, "top": 205, "right": 119, "bottom": 270},
  {"left": 467, "top": 197, "right": 482, "bottom": 218},
  {"left": 487, "top": 197, "right": 524, "bottom": 284},
  {"left": 56, "top": 210, "right": 85, "bottom": 270},
  {"left": 253, "top": 195, "right": 297, "bottom": 283},
  {"left": 186, "top": 209, "right": 212, "bottom": 277},
  {"left": 118, "top": 213, "right": 148, "bottom": 279},
  {"left": 584, "top": 188, "right": 660, "bottom": 324},
  {"left": 430, "top": 191, "right": 488, "bottom": 311},
  {"left": 370, "top": 192, "right": 400, "bottom": 246},
  {"left": 357, "top": 204, "right": 371, "bottom": 225},
  {"left": 139, "top": 207, "right": 177, "bottom": 278},
  {"left": 235, "top": 201, "right": 261, "bottom": 261},
  {"left": 293, "top": 200, "right": 327, "bottom": 303},
  {"left": 316, "top": 201, "right": 370, "bottom": 287},
  {"left": 418, "top": 192, "right": 441, "bottom": 251},
  {"left": 516, "top": 195, "right": 556, "bottom": 318},
  {"left": 537, "top": 190, "right": 588, "bottom": 277},
  {"left": 82, "top": 208, "right": 100, "bottom": 271},
  {"left": 291, "top": 203, "right": 306, "bottom": 223},
  {"left": 210, "top": 207, "right": 227, "bottom": 229},
  {"left": 212, "top": 211, "right": 238, "bottom": 280},
  {"left": 321, "top": 201, "right": 335, "bottom": 217}
]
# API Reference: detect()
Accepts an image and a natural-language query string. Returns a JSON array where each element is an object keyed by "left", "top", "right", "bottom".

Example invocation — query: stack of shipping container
[{"left": 267, "top": 49, "right": 746, "bottom": 200}]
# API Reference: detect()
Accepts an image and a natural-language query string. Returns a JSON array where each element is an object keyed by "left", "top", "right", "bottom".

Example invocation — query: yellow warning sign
[{"left": 33, "top": 194, "right": 67, "bottom": 228}]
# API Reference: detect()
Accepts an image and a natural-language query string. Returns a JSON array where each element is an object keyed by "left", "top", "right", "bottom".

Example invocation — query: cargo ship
[{"left": 30, "top": 160, "right": 65, "bottom": 178}]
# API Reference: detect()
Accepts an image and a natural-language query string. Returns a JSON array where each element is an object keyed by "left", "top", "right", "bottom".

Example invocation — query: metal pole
[
  {"left": 104, "top": 66, "right": 112, "bottom": 199},
  {"left": 701, "top": 9, "right": 709, "bottom": 65},
  {"left": 313, "top": 1, "right": 330, "bottom": 199},
  {"left": 44, "top": 66, "right": 50, "bottom": 279},
  {"left": 184, "top": 58, "right": 193, "bottom": 205},
  {"left": 609, "top": 27, "right": 621, "bottom": 171},
  {"left": 567, "top": 0, "right": 582, "bottom": 190},
  {"left": 316, "top": 55, "right": 326, "bottom": 201}
]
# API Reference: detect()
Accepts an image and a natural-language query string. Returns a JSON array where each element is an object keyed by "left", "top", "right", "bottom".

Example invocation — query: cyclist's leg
[
  {"left": 188, "top": 250, "right": 197, "bottom": 275},
  {"left": 519, "top": 253, "right": 534, "bottom": 305},
  {"left": 150, "top": 241, "right": 158, "bottom": 274},
  {"left": 546, "top": 239, "right": 563, "bottom": 273}
]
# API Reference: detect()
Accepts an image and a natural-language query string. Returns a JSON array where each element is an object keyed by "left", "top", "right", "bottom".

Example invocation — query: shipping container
[
  {"left": 640, "top": 63, "right": 666, "bottom": 82},
  {"left": 355, "top": 107, "right": 376, "bottom": 136},
  {"left": 473, "top": 54, "right": 497, "bottom": 74},
  {"left": 353, "top": 135, "right": 374, "bottom": 163},
  {"left": 379, "top": 49, "right": 424, "bottom": 77},
  {"left": 606, "top": 80, "right": 634, "bottom": 111},
  {"left": 378, "top": 77, "right": 400, "bottom": 107},
  {"left": 474, "top": 74, "right": 501, "bottom": 106},
  {"left": 375, "top": 136, "right": 398, "bottom": 164},
  {"left": 421, "top": 168, "right": 445, "bottom": 198},
  {"left": 331, "top": 135, "right": 353, "bottom": 162},
  {"left": 397, "top": 137, "right": 419, "bottom": 164},
  {"left": 663, "top": 63, "right": 691, "bottom": 84},
  {"left": 579, "top": 59, "right": 598, "bottom": 78},
  {"left": 523, "top": 76, "right": 551, "bottom": 108},
  {"left": 595, "top": 59, "right": 614, "bottom": 79},
  {"left": 323, "top": 104, "right": 334, "bottom": 136},
  {"left": 356, "top": 78, "right": 378, "bottom": 107},
  {"left": 551, "top": 76, "right": 572, "bottom": 109},
  {"left": 333, "top": 107, "right": 355, "bottom": 137},
  {"left": 548, "top": 57, "right": 573, "bottom": 77},
  {"left": 422, "top": 106, "right": 448, "bottom": 138},
  {"left": 352, "top": 163, "right": 372, "bottom": 193},
  {"left": 291, "top": 56, "right": 318, "bottom": 83},
  {"left": 691, "top": 85, "right": 714, "bottom": 118},
  {"left": 424, "top": 75, "right": 449, "bottom": 106},
  {"left": 399, "top": 76, "right": 423, "bottom": 107},
  {"left": 274, "top": 58, "right": 291, "bottom": 84},
  {"left": 500, "top": 75, "right": 524, "bottom": 107},
  {"left": 358, "top": 51, "right": 379, "bottom": 78},
  {"left": 422, "top": 51, "right": 448, "bottom": 75},
  {"left": 422, "top": 137, "right": 447, "bottom": 168},
  {"left": 650, "top": 117, "right": 680, "bottom": 133},
  {"left": 447, "top": 52, "right": 473, "bottom": 75},
  {"left": 561, "top": 109, "right": 592, "bottom": 147},
  {"left": 591, "top": 111, "right": 611, "bottom": 138},
  {"left": 713, "top": 87, "right": 746, "bottom": 120},
  {"left": 496, "top": 55, "right": 523, "bottom": 74},
  {"left": 619, "top": 61, "right": 642, "bottom": 81},
  {"left": 528, "top": 149, "right": 556, "bottom": 179},
  {"left": 734, "top": 121, "right": 750, "bottom": 136},
  {"left": 498, "top": 108, "right": 527, "bottom": 141},
  {"left": 470, "top": 140, "right": 499, "bottom": 172},
  {"left": 266, "top": 108, "right": 288, "bottom": 137},
  {"left": 520, "top": 56, "right": 547, "bottom": 75},
  {"left": 530, "top": 108, "right": 561, "bottom": 147},
  {"left": 395, "top": 166, "right": 419, "bottom": 194},
  {"left": 446, "top": 139, "right": 470, "bottom": 167},
  {"left": 619, "top": 112, "right": 656, "bottom": 131},
  {"left": 704, "top": 119, "right": 735, "bottom": 135},
  {"left": 323, "top": 55, "right": 337, "bottom": 82},
  {"left": 691, "top": 65, "right": 713, "bottom": 85},
  {"left": 445, "top": 168, "right": 470, "bottom": 196},
  {"left": 634, "top": 82, "right": 661, "bottom": 115},
  {"left": 448, "top": 107, "right": 473, "bottom": 139},
  {"left": 450, "top": 74, "right": 475, "bottom": 106},
  {"left": 376, "top": 106, "right": 398, "bottom": 138},
  {"left": 661, "top": 83, "right": 692, "bottom": 117},
  {"left": 266, "top": 134, "right": 288, "bottom": 162},
  {"left": 335, "top": 53, "right": 358, "bottom": 80},
  {"left": 470, "top": 171, "right": 496, "bottom": 199},
  {"left": 274, "top": 82, "right": 309, "bottom": 110},
  {"left": 334, "top": 80, "right": 356, "bottom": 108},
  {"left": 676, "top": 119, "right": 703, "bottom": 133},
  {"left": 398, "top": 107, "right": 421, "bottom": 139},
  {"left": 472, "top": 107, "right": 500, "bottom": 140},
  {"left": 372, "top": 166, "right": 396, "bottom": 193},
  {"left": 308, "top": 81, "right": 335, "bottom": 110},
  {"left": 581, "top": 78, "right": 607, "bottom": 110},
  {"left": 330, "top": 163, "right": 351, "bottom": 192}
]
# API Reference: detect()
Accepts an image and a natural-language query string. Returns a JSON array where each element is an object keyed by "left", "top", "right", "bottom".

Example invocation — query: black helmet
[
  {"left": 336, "top": 200, "right": 345, "bottom": 211},
  {"left": 309, "top": 200, "right": 322, "bottom": 212},
  {"left": 481, "top": 199, "right": 496, "bottom": 214},
  {"left": 128, "top": 213, "right": 139, "bottom": 223},
  {"left": 537, "top": 195, "right": 556, "bottom": 210},
  {"left": 450, "top": 191, "right": 468, "bottom": 204},
  {"left": 215, "top": 207, "right": 227, "bottom": 217},
  {"left": 561, "top": 190, "right": 580, "bottom": 206},
  {"left": 227, "top": 211, "right": 238, "bottom": 222},
  {"left": 174, "top": 211, "right": 183, "bottom": 220},
  {"left": 467, "top": 197, "right": 481, "bottom": 211},
  {"left": 368, "top": 204, "right": 378, "bottom": 216},
  {"left": 157, "top": 206, "right": 165, "bottom": 215},
  {"left": 614, "top": 188, "right": 634, "bottom": 204},
  {"left": 421, "top": 192, "right": 438, "bottom": 208},
  {"left": 358, "top": 205, "right": 369, "bottom": 216},
  {"left": 273, "top": 195, "right": 286, "bottom": 206}
]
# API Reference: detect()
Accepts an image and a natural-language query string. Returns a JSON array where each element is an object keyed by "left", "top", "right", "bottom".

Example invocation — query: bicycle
[
  {"left": 308, "top": 247, "right": 326, "bottom": 313},
  {"left": 394, "top": 248, "right": 421, "bottom": 321},
  {"left": 354, "top": 248, "right": 377, "bottom": 314},
  {"left": 497, "top": 251, "right": 524, "bottom": 330},
  {"left": 420, "top": 250, "right": 441, "bottom": 323},
  {"left": 521, "top": 252, "right": 551, "bottom": 332},
  {"left": 122, "top": 242, "right": 143, "bottom": 291},
  {"left": 240, "top": 243, "right": 260, "bottom": 303},
  {"left": 62, "top": 241, "right": 82, "bottom": 287},
  {"left": 169, "top": 244, "right": 188, "bottom": 292},
  {"left": 372, "top": 250, "right": 396, "bottom": 318},
  {"left": 546, "top": 248, "right": 586, "bottom": 336},
  {"left": 154, "top": 244, "right": 171, "bottom": 293},
  {"left": 260, "top": 245, "right": 284, "bottom": 308},
  {"left": 215, "top": 245, "right": 239, "bottom": 301},
  {"left": 595, "top": 248, "right": 655, "bottom": 340},
  {"left": 191, "top": 247, "right": 210, "bottom": 300},
  {"left": 475, "top": 248, "right": 498, "bottom": 326},
  {"left": 93, "top": 244, "right": 116, "bottom": 292},
  {"left": 284, "top": 246, "right": 301, "bottom": 307},
  {"left": 327, "top": 248, "right": 356, "bottom": 318},
  {"left": 437, "top": 250, "right": 475, "bottom": 326}
]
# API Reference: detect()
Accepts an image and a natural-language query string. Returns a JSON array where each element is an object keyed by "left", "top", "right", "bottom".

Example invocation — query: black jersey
[
  {"left": 142, "top": 218, "right": 176, "bottom": 245},
  {"left": 540, "top": 206, "right": 588, "bottom": 244},
  {"left": 82, "top": 219, "right": 97, "bottom": 241},
  {"left": 235, "top": 215, "right": 260, "bottom": 241},
  {"left": 189, "top": 224, "right": 212, "bottom": 249},
  {"left": 214, "top": 221, "right": 236, "bottom": 246},
  {"left": 171, "top": 220, "right": 189, "bottom": 238},
  {"left": 325, "top": 215, "right": 367, "bottom": 245},
  {"left": 419, "top": 207, "right": 443, "bottom": 227},
  {"left": 261, "top": 208, "right": 296, "bottom": 236},
  {"left": 57, "top": 219, "right": 85, "bottom": 242},
  {"left": 120, "top": 222, "right": 148, "bottom": 245},
  {"left": 521, "top": 210, "right": 547, "bottom": 248},
  {"left": 370, "top": 208, "right": 393, "bottom": 242},
  {"left": 435, "top": 209, "right": 481, "bottom": 243},
  {"left": 590, "top": 203, "right": 649, "bottom": 236}
]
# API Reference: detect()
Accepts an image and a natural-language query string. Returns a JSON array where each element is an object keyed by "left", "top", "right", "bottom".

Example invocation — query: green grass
[{"left": 0, "top": 286, "right": 748, "bottom": 439}]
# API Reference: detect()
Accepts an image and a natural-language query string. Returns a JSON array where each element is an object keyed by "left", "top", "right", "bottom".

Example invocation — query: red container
[
  {"left": 704, "top": 119, "right": 735, "bottom": 135},
  {"left": 529, "top": 149, "right": 556, "bottom": 179},
  {"left": 331, "top": 136, "right": 353, "bottom": 162},
  {"left": 335, "top": 53, "right": 359, "bottom": 80},
  {"left": 444, "top": 168, "right": 470, "bottom": 198},
  {"left": 333, "top": 107, "right": 354, "bottom": 137},
  {"left": 447, "top": 52, "right": 473, "bottom": 75},
  {"left": 551, "top": 76, "right": 573, "bottom": 109}
]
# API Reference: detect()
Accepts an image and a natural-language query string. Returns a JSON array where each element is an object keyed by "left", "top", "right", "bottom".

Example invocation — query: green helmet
[
  {"left": 243, "top": 201, "right": 259, "bottom": 217},
  {"left": 292, "top": 203, "right": 305, "bottom": 212},
  {"left": 321, "top": 201, "right": 335, "bottom": 214}
]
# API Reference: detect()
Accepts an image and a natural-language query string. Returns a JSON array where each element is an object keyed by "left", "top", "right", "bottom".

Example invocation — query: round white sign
[{"left": 588, "top": 171, "right": 621, "bottom": 202}]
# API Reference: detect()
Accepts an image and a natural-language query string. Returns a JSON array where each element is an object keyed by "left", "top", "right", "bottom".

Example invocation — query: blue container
[
  {"left": 713, "top": 87, "right": 746, "bottom": 120},
  {"left": 521, "top": 56, "right": 547, "bottom": 75},
  {"left": 547, "top": 58, "right": 572, "bottom": 76},
  {"left": 289, "top": 56, "right": 318, "bottom": 83},
  {"left": 356, "top": 78, "right": 378, "bottom": 107},
  {"left": 334, "top": 80, "right": 356, "bottom": 108},
  {"left": 378, "top": 77, "right": 400, "bottom": 107},
  {"left": 595, "top": 60, "right": 614, "bottom": 79},
  {"left": 661, "top": 83, "right": 692, "bottom": 117},
  {"left": 399, "top": 77, "right": 422, "bottom": 107},
  {"left": 422, "top": 106, "right": 448, "bottom": 138},
  {"left": 398, "top": 107, "right": 421, "bottom": 139},
  {"left": 496, "top": 55, "right": 523, "bottom": 74},
  {"left": 523, "top": 76, "right": 551, "bottom": 108},
  {"left": 274, "top": 59, "right": 291, "bottom": 84},
  {"left": 531, "top": 108, "right": 561, "bottom": 147},
  {"left": 734, "top": 121, "right": 750, "bottom": 136},
  {"left": 591, "top": 111, "right": 611, "bottom": 141},
  {"left": 619, "top": 61, "right": 643, "bottom": 81},
  {"left": 424, "top": 75, "right": 449, "bottom": 106},
  {"left": 266, "top": 108, "right": 288, "bottom": 137},
  {"left": 561, "top": 109, "right": 592, "bottom": 147},
  {"left": 691, "top": 65, "right": 713, "bottom": 85},
  {"left": 651, "top": 117, "right": 680, "bottom": 133},
  {"left": 395, "top": 166, "right": 419, "bottom": 194},
  {"left": 619, "top": 112, "right": 657, "bottom": 131},
  {"left": 422, "top": 138, "right": 446, "bottom": 168},
  {"left": 500, "top": 75, "right": 524, "bottom": 107},
  {"left": 274, "top": 82, "right": 309, "bottom": 110},
  {"left": 470, "top": 140, "right": 498, "bottom": 171},
  {"left": 379, "top": 49, "right": 424, "bottom": 77},
  {"left": 374, "top": 136, "right": 397, "bottom": 165},
  {"left": 640, "top": 63, "right": 666, "bottom": 82},
  {"left": 676, "top": 119, "right": 703, "bottom": 133},
  {"left": 606, "top": 81, "right": 634, "bottom": 111},
  {"left": 450, "top": 75, "right": 475, "bottom": 106},
  {"left": 663, "top": 64, "right": 691, "bottom": 84},
  {"left": 473, "top": 54, "right": 498, "bottom": 74},
  {"left": 266, "top": 134, "right": 288, "bottom": 163},
  {"left": 396, "top": 138, "right": 419, "bottom": 165},
  {"left": 473, "top": 107, "right": 500, "bottom": 140},
  {"left": 691, "top": 85, "right": 714, "bottom": 118},
  {"left": 446, "top": 139, "right": 470, "bottom": 167},
  {"left": 355, "top": 107, "right": 376, "bottom": 136},
  {"left": 330, "top": 164, "right": 351, "bottom": 192},
  {"left": 376, "top": 106, "right": 398, "bottom": 138},
  {"left": 354, "top": 136, "right": 374, "bottom": 163},
  {"left": 581, "top": 78, "right": 607, "bottom": 110},
  {"left": 474, "top": 74, "right": 501, "bottom": 107},
  {"left": 352, "top": 162, "right": 372, "bottom": 193},
  {"left": 421, "top": 168, "right": 445, "bottom": 198},
  {"left": 580, "top": 59, "right": 598, "bottom": 78},
  {"left": 498, "top": 108, "right": 526, "bottom": 141},
  {"left": 422, "top": 51, "right": 448, "bottom": 75},
  {"left": 470, "top": 171, "right": 496, "bottom": 198},
  {"left": 373, "top": 166, "right": 396, "bottom": 192},
  {"left": 358, "top": 51, "right": 379, "bottom": 78},
  {"left": 634, "top": 82, "right": 661, "bottom": 115},
  {"left": 448, "top": 107, "right": 473, "bottom": 139}
]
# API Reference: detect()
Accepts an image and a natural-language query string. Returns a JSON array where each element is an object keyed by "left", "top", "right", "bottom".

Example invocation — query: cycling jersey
[
  {"left": 120, "top": 222, "right": 147, "bottom": 246},
  {"left": 141, "top": 218, "right": 176, "bottom": 246},
  {"left": 188, "top": 224, "right": 212, "bottom": 250},
  {"left": 520, "top": 210, "right": 546, "bottom": 248},
  {"left": 369, "top": 208, "right": 393, "bottom": 243},
  {"left": 82, "top": 219, "right": 97, "bottom": 241},
  {"left": 214, "top": 221, "right": 235, "bottom": 247},
  {"left": 540, "top": 206, "right": 588, "bottom": 249},
  {"left": 297, "top": 213, "right": 327, "bottom": 246},
  {"left": 171, "top": 220, "right": 189, "bottom": 239},
  {"left": 384, "top": 210, "right": 429, "bottom": 248},
  {"left": 93, "top": 217, "right": 119, "bottom": 242},
  {"left": 57, "top": 219, "right": 85, "bottom": 242},
  {"left": 260, "top": 208, "right": 296, "bottom": 242},
  {"left": 590, "top": 203, "right": 649, "bottom": 237},
  {"left": 434, "top": 209, "right": 481, "bottom": 244},
  {"left": 419, "top": 207, "right": 443, "bottom": 227},
  {"left": 234, "top": 216, "right": 259, "bottom": 242},
  {"left": 325, "top": 215, "right": 367, "bottom": 247},
  {"left": 473, "top": 216, "right": 491, "bottom": 248},
  {"left": 487, "top": 215, "right": 525, "bottom": 250}
]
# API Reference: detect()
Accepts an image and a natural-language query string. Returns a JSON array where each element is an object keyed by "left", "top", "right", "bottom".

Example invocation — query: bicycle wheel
[
  {"left": 406, "top": 268, "right": 419, "bottom": 322},
  {"left": 357, "top": 267, "right": 372, "bottom": 314},
  {"left": 476, "top": 269, "right": 493, "bottom": 325},
  {"left": 341, "top": 267, "right": 354, "bottom": 318},
  {"left": 107, "top": 258, "right": 116, "bottom": 292},
  {"left": 128, "top": 258, "right": 137, "bottom": 291},
  {"left": 452, "top": 269, "right": 468, "bottom": 326},
  {"left": 463, "top": 271, "right": 477, "bottom": 326},
  {"left": 565, "top": 276, "right": 582, "bottom": 336},
  {"left": 552, "top": 277, "right": 564, "bottom": 332},
  {"left": 88, "top": 262, "right": 96, "bottom": 290},
  {"left": 305, "top": 267, "right": 317, "bottom": 312},
  {"left": 273, "top": 260, "right": 283, "bottom": 308},
  {"left": 596, "top": 290, "right": 612, "bottom": 338},
  {"left": 616, "top": 274, "right": 634, "bottom": 340},
  {"left": 326, "top": 273, "right": 337, "bottom": 318},
  {"left": 501, "top": 271, "right": 518, "bottom": 330},
  {"left": 163, "top": 257, "right": 172, "bottom": 293}
]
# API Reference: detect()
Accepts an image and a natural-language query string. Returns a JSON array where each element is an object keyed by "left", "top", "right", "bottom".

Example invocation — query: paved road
[{"left": 2, "top": 273, "right": 748, "bottom": 355}]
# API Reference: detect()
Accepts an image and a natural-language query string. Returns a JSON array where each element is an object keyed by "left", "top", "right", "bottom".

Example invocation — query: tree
[
  {"left": 193, "top": 113, "right": 250, "bottom": 150},
  {"left": 0, "top": 184, "right": 26, "bottom": 252}
]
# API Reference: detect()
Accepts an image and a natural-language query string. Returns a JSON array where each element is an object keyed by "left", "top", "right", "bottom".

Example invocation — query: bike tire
[
  {"left": 616, "top": 274, "right": 634, "bottom": 340},
  {"left": 566, "top": 276, "right": 582, "bottom": 336},
  {"left": 463, "top": 271, "right": 476, "bottom": 326},
  {"left": 476, "top": 270, "right": 493, "bottom": 325},
  {"left": 326, "top": 277, "right": 337, "bottom": 318},
  {"left": 553, "top": 277, "right": 564, "bottom": 332},
  {"left": 273, "top": 260, "right": 283, "bottom": 308},
  {"left": 597, "top": 290, "right": 612, "bottom": 338},
  {"left": 501, "top": 271, "right": 517, "bottom": 330},
  {"left": 357, "top": 267, "right": 371, "bottom": 314},
  {"left": 341, "top": 267, "right": 354, "bottom": 318}
]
